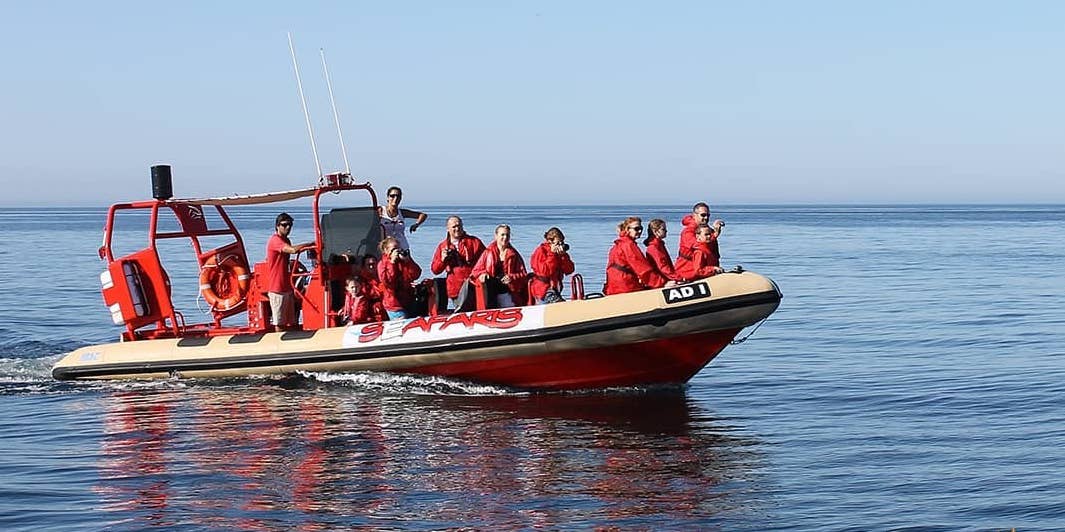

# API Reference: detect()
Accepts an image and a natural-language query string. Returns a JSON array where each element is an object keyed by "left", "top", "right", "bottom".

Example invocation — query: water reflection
[{"left": 96, "top": 383, "right": 765, "bottom": 529}]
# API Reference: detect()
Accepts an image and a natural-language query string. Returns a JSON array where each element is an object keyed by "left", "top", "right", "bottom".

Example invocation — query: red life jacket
[
  {"left": 529, "top": 241, "right": 575, "bottom": 301},
  {"left": 471, "top": 242, "right": 528, "bottom": 306},
  {"left": 675, "top": 240, "right": 720, "bottom": 280},
  {"left": 378, "top": 255, "right": 422, "bottom": 312},
  {"left": 604, "top": 236, "right": 666, "bottom": 296},
  {"left": 644, "top": 236, "right": 681, "bottom": 282},
  {"left": 430, "top": 234, "right": 486, "bottom": 298}
]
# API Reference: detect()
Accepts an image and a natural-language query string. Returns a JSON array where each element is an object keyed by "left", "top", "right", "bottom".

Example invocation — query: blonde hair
[
  {"left": 617, "top": 216, "right": 642, "bottom": 235},
  {"left": 378, "top": 236, "right": 399, "bottom": 254}
]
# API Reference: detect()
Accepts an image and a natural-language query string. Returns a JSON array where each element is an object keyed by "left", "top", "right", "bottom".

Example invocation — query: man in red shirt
[{"left": 265, "top": 213, "right": 314, "bottom": 329}]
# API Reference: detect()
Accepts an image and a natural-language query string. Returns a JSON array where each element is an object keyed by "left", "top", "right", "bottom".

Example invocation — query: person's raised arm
[{"left": 402, "top": 208, "right": 428, "bottom": 233}]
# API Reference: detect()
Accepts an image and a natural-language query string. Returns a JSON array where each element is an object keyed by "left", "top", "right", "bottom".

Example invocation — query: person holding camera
[
  {"left": 644, "top": 219, "right": 684, "bottom": 283},
  {"left": 377, "top": 236, "right": 423, "bottom": 320},
  {"left": 530, "top": 227, "right": 574, "bottom": 304},
  {"left": 471, "top": 224, "right": 528, "bottom": 308},
  {"left": 677, "top": 202, "right": 723, "bottom": 265},
  {"left": 675, "top": 223, "right": 724, "bottom": 280},
  {"left": 430, "top": 216, "right": 486, "bottom": 306}
]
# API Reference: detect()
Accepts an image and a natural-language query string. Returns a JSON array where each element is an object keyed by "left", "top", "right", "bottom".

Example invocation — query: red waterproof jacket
[
  {"left": 675, "top": 240, "right": 721, "bottom": 280},
  {"left": 430, "top": 234, "right": 486, "bottom": 298},
  {"left": 340, "top": 284, "right": 377, "bottom": 325},
  {"left": 471, "top": 242, "right": 529, "bottom": 306},
  {"left": 677, "top": 214, "right": 720, "bottom": 265},
  {"left": 357, "top": 269, "right": 388, "bottom": 322},
  {"left": 378, "top": 255, "right": 422, "bottom": 312},
  {"left": 604, "top": 236, "right": 666, "bottom": 295},
  {"left": 644, "top": 236, "right": 681, "bottom": 282},
  {"left": 529, "top": 242, "right": 575, "bottom": 301},
  {"left": 677, "top": 214, "right": 699, "bottom": 259}
]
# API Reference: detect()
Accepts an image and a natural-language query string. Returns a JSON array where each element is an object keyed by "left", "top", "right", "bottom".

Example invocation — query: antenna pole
[
  {"left": 320, "top": 48, "right": 351, "bottom": 176},
  {"left": 288, "top": 32, "right": 323, "bottom": 181}
]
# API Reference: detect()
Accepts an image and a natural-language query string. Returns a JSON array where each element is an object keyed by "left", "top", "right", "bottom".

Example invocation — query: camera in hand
[
  {"left": 397, "top": 248, "right": 411, "bottom": 258},
  {"left": 561, "top": 243, "right": 570, "bottom": 252}
]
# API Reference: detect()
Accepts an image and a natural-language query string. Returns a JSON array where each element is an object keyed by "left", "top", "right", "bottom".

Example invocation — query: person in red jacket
[
  {"left": 471, "top": 224, "right": 528, "bottom": 308},
  {"left": 643, "top": 218, "right": 683, "bottom": 283},
  {"left": 675, "top": 223, "right": 724, "bottom": 280},
  {"left": 339, "top": 276, "right": 376, "bottom": 325},
  {"left": 430, "top": 216, "right": 486, "bottom": 306},
  {"left": 530, "top": 227, "right": 575, "bottom": 304},
  {"left": 358, "top": 254, "right": 387, "bottom": 322},
  {"left": 677, "top": 202, "right": 724, "bottom": 260},
  {"left": 377, "top": 237, "right": 422, "bottom": 320},
  {"left": 604, "top": 217, "right": 673, "bottom": 295}
]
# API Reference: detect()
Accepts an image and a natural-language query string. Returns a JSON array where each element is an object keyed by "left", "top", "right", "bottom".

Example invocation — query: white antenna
[
  {"left": 287, "top": 32, "right": 323, "bottom": 181},
  {"left": 320, "top": 48, "right": 351, "bottom": 176}
]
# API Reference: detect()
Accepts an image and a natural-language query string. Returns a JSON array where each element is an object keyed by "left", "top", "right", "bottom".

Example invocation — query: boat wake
[{"left": 298, "top": 370, "right": 526, "bottom": 396}]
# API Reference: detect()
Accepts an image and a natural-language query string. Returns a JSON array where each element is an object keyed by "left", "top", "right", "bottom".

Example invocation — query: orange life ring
[{"left": 199, "top": 254, "right": 250, "bottom": 311}]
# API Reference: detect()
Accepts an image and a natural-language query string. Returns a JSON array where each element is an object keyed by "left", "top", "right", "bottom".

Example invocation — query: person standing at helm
[
  {"left": 604, "top": 217, "right": 673, "bottom": 296},
  {"left": 644, "top": 218, "right": 683, "bottom": 283},
  {"left": 529, "top": 227, "right": 574, "bottom": 304},
  {"left": 472, "top": 224, "right": 528, "bottom": 308},
  {"left": 378, "top": 186, "right": 427, "bottom": 252},
  {"left": 675, "top": 223, "right": 725, "bottom": 280},
  {"left": 678, "top": 202, "right": 724, "bottom": 264},
  {"left": 265, "top": 212, "right": 314, "bottom": 329},
  {"left": 430, "top": 216, "right": 485, "bottom": 306}
]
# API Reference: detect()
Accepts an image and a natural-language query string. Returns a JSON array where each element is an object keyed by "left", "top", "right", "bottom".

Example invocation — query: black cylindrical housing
[{"left": 151, "top": 165, "right": 173, "bottom": 200}]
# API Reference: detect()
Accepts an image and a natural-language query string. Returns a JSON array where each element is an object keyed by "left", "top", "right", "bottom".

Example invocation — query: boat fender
[{"left": 199, "top": 254, "right": 250, "bottom": 311}]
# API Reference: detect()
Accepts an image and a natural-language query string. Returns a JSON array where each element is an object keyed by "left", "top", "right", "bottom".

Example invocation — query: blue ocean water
[{"left": 1, "top": 203, "right": 1063, "bottom": 530}]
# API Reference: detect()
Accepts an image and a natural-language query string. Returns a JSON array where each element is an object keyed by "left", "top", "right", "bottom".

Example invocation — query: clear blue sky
[{"left": 2, "top": 1, "right": 1062, "bottom": 205}]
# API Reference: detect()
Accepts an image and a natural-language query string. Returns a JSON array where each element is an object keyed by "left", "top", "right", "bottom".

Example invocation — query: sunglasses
[
  {"left": 627, "top": 225, "right": 643, "bottom": 232},
  {"left": 697, "top": 213, "right": 709, "bottom": 218},
  {"left": 279, "top": 222, "right": 292, "bottom": 228},
  {"left": 388, "top": 194, "right": 401, "bottom": 198}
]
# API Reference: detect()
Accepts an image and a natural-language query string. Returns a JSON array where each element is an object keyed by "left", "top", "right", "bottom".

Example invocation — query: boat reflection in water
[{"left": 95, "top": 379, "right": 768, "bottom": 529}]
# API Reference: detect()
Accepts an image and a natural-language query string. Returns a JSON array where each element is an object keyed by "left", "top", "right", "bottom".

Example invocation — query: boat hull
[{"left": 53, "top": 272, "right": 781, "bottom": 390}]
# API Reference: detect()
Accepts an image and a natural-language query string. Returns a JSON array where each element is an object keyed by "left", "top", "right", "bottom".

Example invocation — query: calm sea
[{"left": 1, "top": 204, "right": 1063, "bottom": 530}]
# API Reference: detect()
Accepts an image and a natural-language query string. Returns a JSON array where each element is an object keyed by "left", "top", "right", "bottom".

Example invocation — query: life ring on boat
[{"left": 199, "top": 254, "right": 250, "bottom": 311}]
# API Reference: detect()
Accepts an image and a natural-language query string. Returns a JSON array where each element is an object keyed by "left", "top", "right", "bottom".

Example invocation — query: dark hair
[
  {"left": 644, "top": 219, "right": 666, "bottom": 246},
  {"left": 275, "top": 212, "right": 293, "bottom": 226},
  {"left": 544, "top": 227, "right": 564, "bottom": 241},
  {"left": 692, "top": 202, "right": 709, "bottom": 213},
  {"left": 386, "top": 186, "right": 402, "bottom": 197},
  {"left": 361, "top": 254, "right": 378, "bottom": 267}
]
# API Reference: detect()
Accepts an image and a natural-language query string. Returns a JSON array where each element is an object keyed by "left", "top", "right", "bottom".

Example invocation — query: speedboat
[{"left": 52, "top": 166, "right": 781, "bottom": 390}]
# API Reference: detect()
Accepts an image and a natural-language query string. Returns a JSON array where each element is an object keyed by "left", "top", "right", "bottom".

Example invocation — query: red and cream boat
[{"left": 52, "top": 167, "right": 781, "bottom": 390}]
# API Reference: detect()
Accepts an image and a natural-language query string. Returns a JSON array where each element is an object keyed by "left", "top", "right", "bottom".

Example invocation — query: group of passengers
[
  {"left": 264, "top": 186, "right": 727, "bottom": 328},
  {"left": 605, "top": 202, "right": 725, "bottom": 295}
]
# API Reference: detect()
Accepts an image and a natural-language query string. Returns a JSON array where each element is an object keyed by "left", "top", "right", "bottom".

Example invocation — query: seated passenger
[
  {"left": 430, "top": 216, "right": 486, "bottom": 307},
  {"left": 377, "top": 237, "right": 423, "bottom": 320},
  {"left": 604, "top": 217, "right": 671, "bottom": 296},
  {"left": 530, "top": 227, "right": 574, "bottom": 304},
  {"left": 358, "top": 254, "right": 388, "bottom": 322},
  {"left": 339, "top": 276, "right": 376, "bottom": 325},
  {"left": 471, "top": 224, "right": 528, "bottom": 307},
  {"left": 677, "top": 202, "right": 724, "bottom": 259},
  {"left": 675, "top": 223, "right": 724, "bottom": 280},
  {"left": 644, "top": 219, "right": 683, "bottom": 282}
]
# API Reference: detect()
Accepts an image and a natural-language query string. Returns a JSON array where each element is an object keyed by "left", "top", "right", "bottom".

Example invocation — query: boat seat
[{"left": 453, "top": 279, "right": 477, "bottom": 313}]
